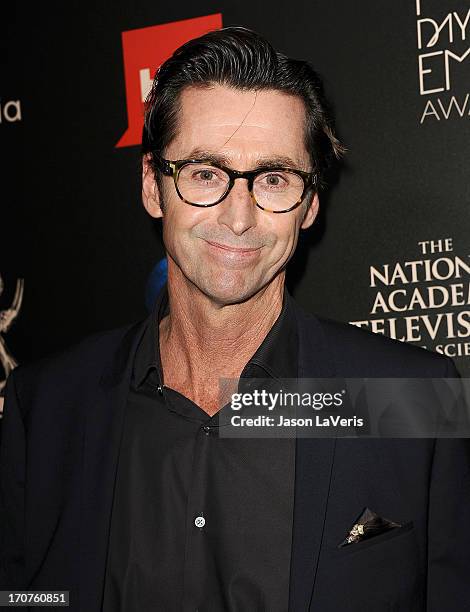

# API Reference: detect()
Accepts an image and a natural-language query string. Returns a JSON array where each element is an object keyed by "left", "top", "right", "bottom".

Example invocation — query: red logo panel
[{"left": 116, "top": 13, "right": 223, "bottom": 148}]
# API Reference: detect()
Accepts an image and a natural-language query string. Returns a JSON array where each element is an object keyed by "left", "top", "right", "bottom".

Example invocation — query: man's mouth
[{"left": 204, "top": 240, "right": 262, "bottom": 254}]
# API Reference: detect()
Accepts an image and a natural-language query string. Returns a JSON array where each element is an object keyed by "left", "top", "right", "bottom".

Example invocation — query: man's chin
[{"left": 193, "top": 274, "right": 262, "bottom": 307}]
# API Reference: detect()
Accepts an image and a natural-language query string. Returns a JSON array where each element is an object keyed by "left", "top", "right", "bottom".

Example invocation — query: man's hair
[{"left": 142, "top": 26, "right": 345, "bottom": 193}]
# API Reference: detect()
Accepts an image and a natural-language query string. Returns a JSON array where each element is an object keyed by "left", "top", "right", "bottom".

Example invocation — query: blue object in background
[{"left": 145, "top": 257, "right": 168, "bottom": 312}]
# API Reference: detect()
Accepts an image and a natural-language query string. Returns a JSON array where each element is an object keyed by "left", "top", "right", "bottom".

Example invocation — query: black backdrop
[{"left": 1, "top": 0, "right": 469, "bottom": 400}]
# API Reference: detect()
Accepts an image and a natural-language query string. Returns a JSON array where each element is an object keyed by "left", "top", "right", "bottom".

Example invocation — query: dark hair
[{"left": 142, "top": 26, "right": 345, "bottom": 191}]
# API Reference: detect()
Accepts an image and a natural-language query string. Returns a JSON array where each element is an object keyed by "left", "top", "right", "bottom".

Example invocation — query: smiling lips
[
  {"left": 203, "top": 239, "right": 263, "bottom": 268},
  {"left": 206, "top": 240, "right": 261, "bottom": 259},
  {"left": 205, "top": 239, "right": 262, "bottom": 254}
]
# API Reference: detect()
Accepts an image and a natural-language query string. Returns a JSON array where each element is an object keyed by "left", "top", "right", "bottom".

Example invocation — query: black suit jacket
[{"left": 1, "top": 298, "right": 469, "bottom": 611}]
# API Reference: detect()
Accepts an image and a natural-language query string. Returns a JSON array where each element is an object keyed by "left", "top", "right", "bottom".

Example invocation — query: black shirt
[{"left": 102, "top": 285, "right": 299, "bottom": 612}]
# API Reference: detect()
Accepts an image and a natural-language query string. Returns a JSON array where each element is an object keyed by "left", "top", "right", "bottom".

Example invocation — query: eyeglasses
[{"left": 156, "top": 156, "right": 317, "bottom": 213}]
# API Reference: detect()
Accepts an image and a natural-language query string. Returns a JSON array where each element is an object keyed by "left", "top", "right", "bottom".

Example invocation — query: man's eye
[
  {"left": 260, "top": 173, "right": 289, "bottom": 187},
  {"left": 192, "top": 169, "right": 221, "bottom": 182}
]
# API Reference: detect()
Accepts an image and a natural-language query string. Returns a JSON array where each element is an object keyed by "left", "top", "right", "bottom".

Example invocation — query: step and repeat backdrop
[{"left": 1, "top": 0, "right": 469, "bottom": 413}]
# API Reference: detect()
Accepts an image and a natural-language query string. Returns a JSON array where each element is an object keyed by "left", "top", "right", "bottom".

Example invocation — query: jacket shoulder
[
  {"left": 10, "top": 321, "right": 141, "bottom": 404},
  {"left": 304, "top": 310, "right": 453, "bottom": 377}
]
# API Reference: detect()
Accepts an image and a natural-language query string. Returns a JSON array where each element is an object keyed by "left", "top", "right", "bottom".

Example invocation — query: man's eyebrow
[
  {"left": 251, "top": 155, "right": 306, "bottom": 170},
  {"left": 182, "top": 148, "right": 305, "bottom": 170}
]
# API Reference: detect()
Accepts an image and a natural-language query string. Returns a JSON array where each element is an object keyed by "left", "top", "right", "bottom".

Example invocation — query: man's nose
[{"left": 216, "top": 178, "right": 257, "bottom": 236}]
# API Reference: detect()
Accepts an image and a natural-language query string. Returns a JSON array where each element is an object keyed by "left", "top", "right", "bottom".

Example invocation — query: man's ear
[
  {"left": 142, "top": 154, "right": 163, "bottom": 219},
  {"left": 300, "top": 191, "right": 319, "bottom": 229}
]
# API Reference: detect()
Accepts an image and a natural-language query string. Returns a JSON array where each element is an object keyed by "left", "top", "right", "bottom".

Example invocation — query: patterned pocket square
[{"left": 338, "top": 507, "right": 402, "bottom": 548}]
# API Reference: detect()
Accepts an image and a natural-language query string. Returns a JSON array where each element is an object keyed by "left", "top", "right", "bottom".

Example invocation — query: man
[{"left": 1, "top": 27, "right": 469, "bottom": 612}]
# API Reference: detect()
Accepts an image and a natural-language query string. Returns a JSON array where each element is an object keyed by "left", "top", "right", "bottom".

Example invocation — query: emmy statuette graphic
[{"left": 0, "top": 274, "right": 24, "bottom": 417}]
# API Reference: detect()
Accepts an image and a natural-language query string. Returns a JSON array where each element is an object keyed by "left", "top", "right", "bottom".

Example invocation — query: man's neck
[{"left": 159, "top": 269, "right": 285, "bottom": 415}]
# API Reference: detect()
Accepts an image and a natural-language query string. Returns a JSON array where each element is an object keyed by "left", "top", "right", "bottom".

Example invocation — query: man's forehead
[
  {"left": 178, "top": 84, "right": 304, "bottom": 116},
  {"left": 168, "top": 85, "right": 309, "bottom": 168}
]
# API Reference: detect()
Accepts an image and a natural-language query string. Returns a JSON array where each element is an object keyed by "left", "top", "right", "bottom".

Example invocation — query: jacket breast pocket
[
  {"left": 314, "top": 521, "right": 423, "bottom": 610},
  {"left": 335, "top": 520, "right": 415, "bottom": 557}
]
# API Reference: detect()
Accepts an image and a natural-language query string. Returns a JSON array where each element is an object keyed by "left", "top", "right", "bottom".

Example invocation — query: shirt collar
[{"left": 132, "top": 282, "right": 299, "bottom": 388}]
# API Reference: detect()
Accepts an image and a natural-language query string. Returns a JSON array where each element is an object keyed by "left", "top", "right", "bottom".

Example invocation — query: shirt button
[
  {"left": 202, "top": 425, "right": 210, "bottom": 435},
  {"left": 194, "top": 516, "right": 205, "bottom": 528},
  {"left": 156, "top": 385, "right": 163, "bottom": 396}
]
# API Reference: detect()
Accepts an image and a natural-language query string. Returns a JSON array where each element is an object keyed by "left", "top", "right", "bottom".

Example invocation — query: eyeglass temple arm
[{"left": 152, "top": 155, "right": 173, "bottom": 176}]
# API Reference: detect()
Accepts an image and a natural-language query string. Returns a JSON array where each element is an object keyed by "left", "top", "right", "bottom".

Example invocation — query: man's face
[{"left": 142, "top": 85, "right": 319, "bottom": 305}]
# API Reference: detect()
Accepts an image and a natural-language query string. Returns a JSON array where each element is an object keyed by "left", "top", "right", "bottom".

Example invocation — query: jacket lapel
[
  {"left": 288, "top": 303, "right": 337, "bottom": 612},
  {"left": 79, "top": 320, "right": 146, "bottom": 612}
]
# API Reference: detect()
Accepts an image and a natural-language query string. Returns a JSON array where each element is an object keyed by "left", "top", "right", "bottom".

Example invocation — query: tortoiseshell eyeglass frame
[{"left": 155, "top": 156, "right": 317, "bottom": 213}]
